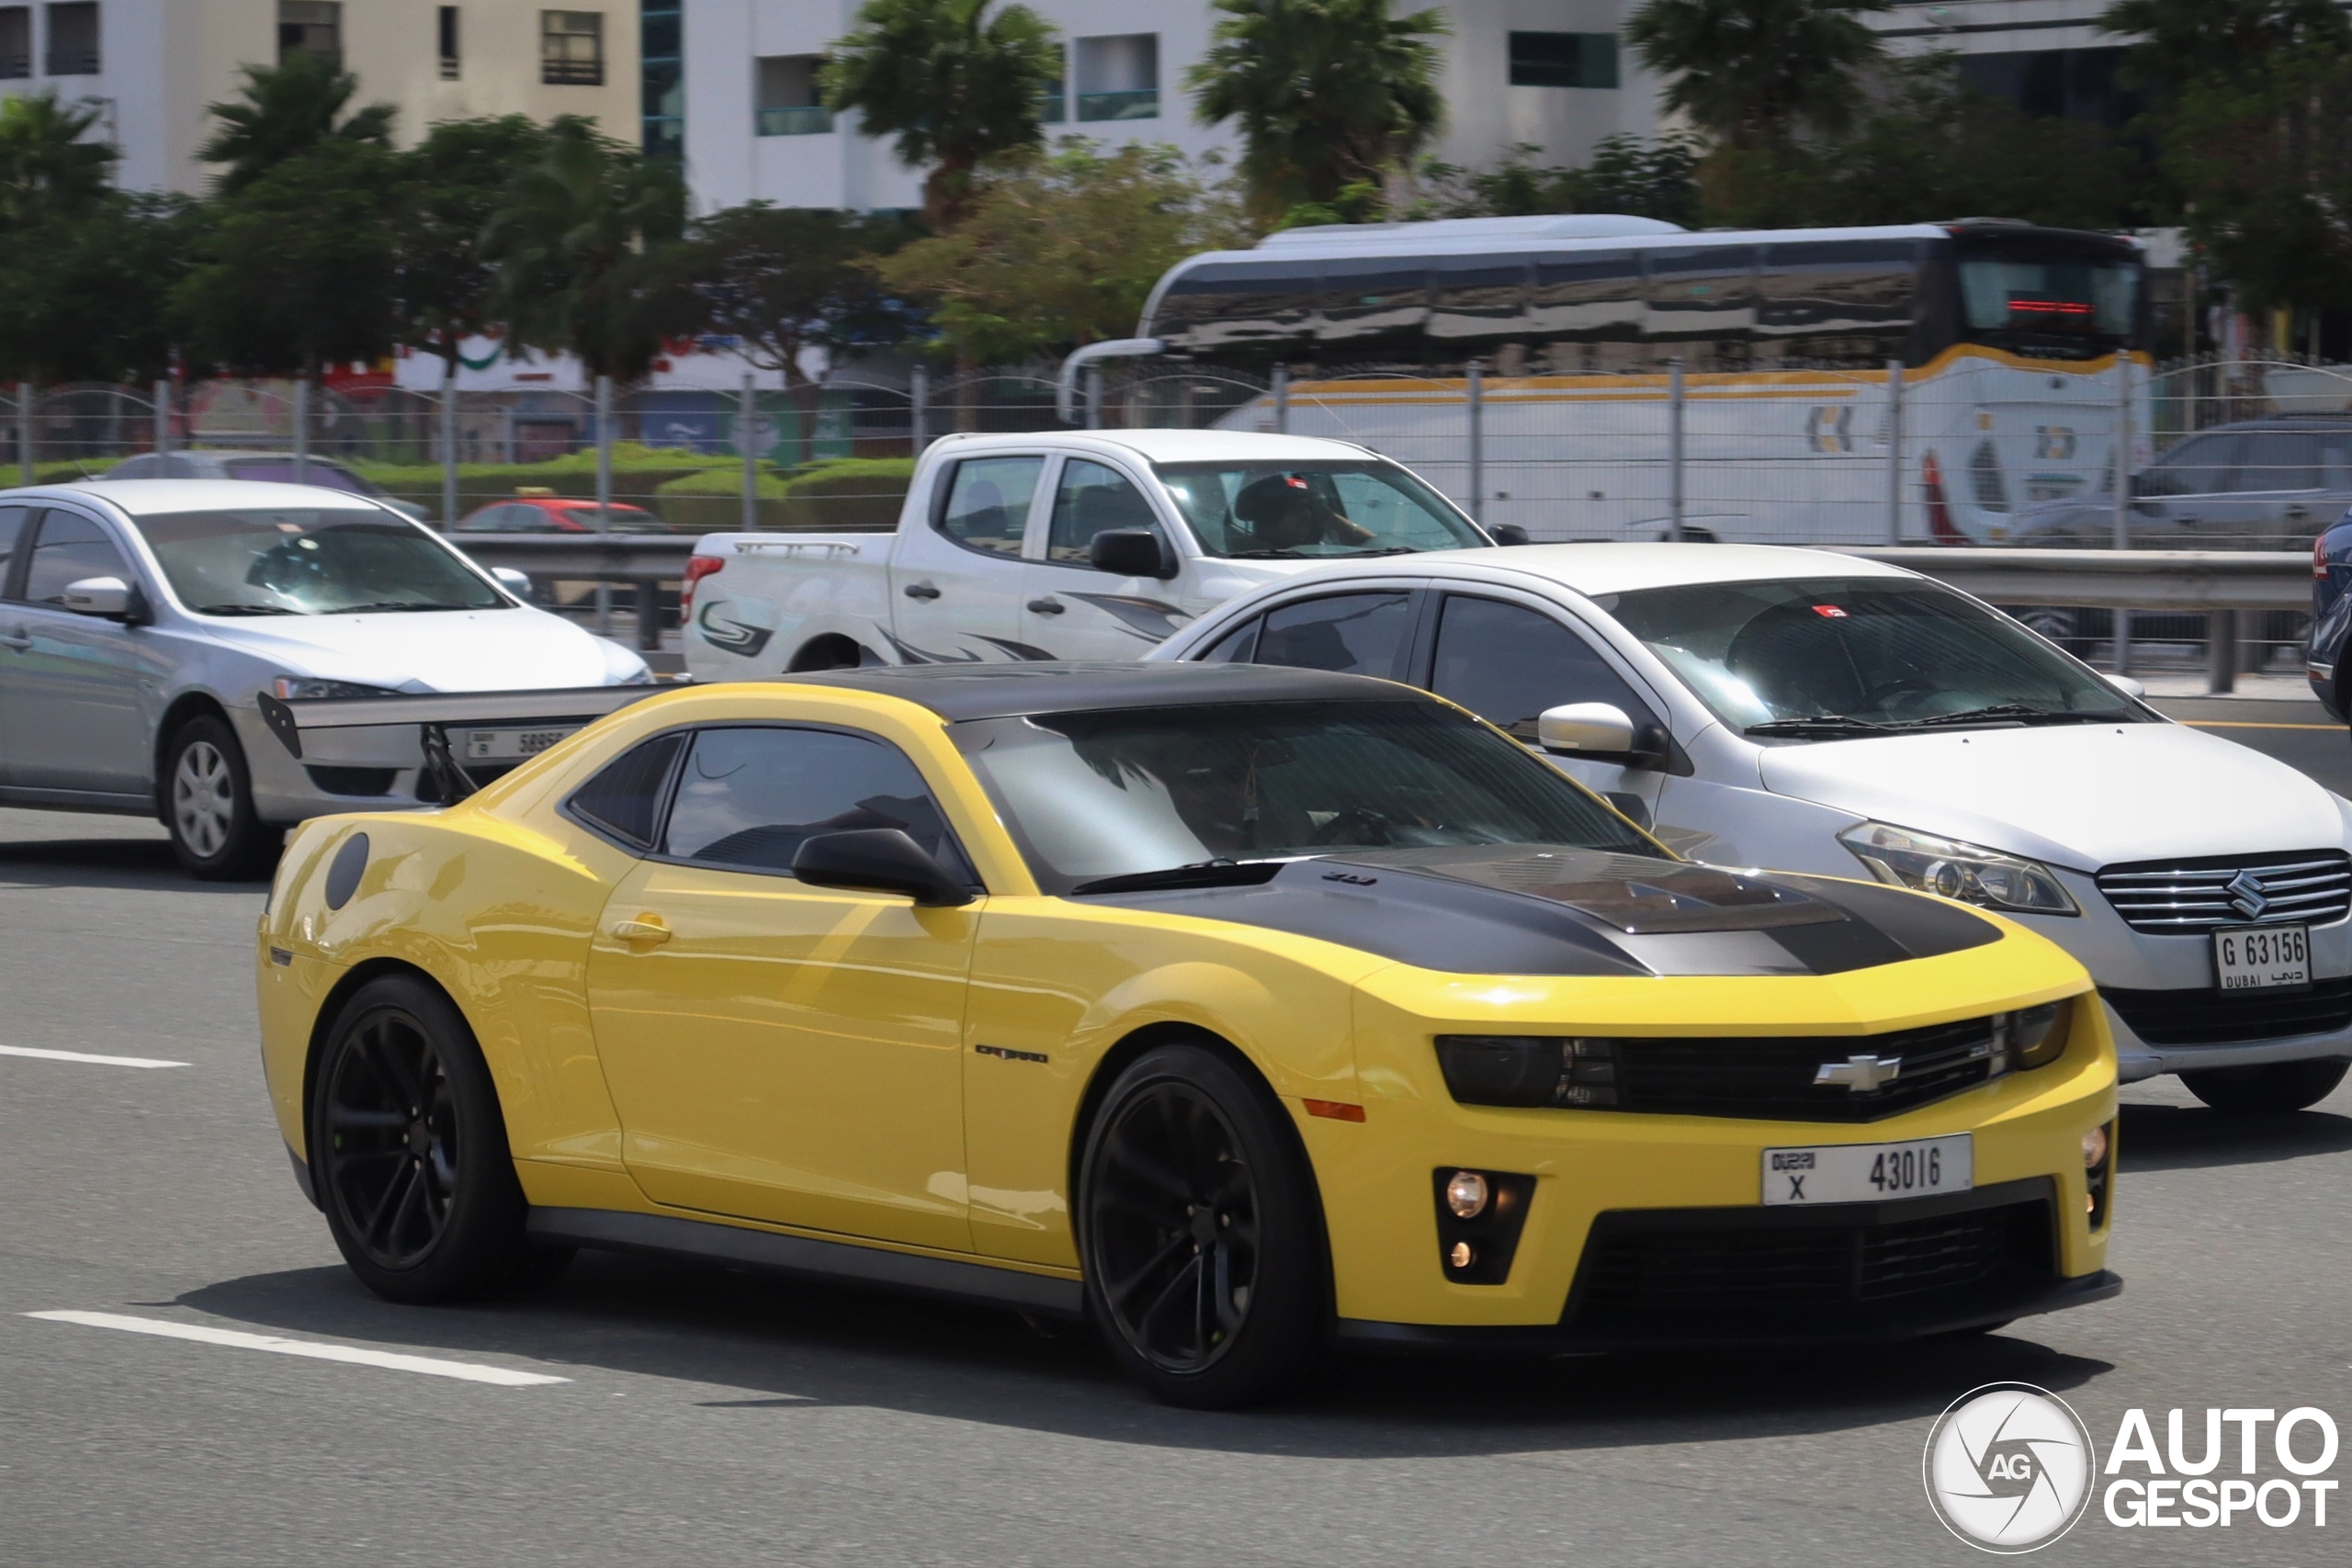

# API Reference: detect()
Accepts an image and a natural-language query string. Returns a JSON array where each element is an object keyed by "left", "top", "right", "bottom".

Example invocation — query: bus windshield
[
  {"left": 1155, "top": 459, "right": 1487, "bottom": 558},
  {"left": 1956, "top": 247, "right": 2138, "bottom": 355}
]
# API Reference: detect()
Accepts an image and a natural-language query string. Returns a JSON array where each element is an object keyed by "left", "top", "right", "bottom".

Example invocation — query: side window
[
  {"left": 1251, "top": 592, "right": 1416, "bottom": 679},
  {"left": 935, "top": 456, "right": 1044, "bottom": 556},
  {"left": 0, "top": 505, "right": 33, "bottom": 596},
  {"left": 1430, "top": 595, "right": 1661, "bottom": 739},
  {"left": 1047, "top": 458, "right": 1160, "bottom": 564},
  {"left": 568, "top": 731, "right": 686, "bottom": 849},
  {"left": 2231, "top": 431, "right": 2323, "bottom": 493},
  {"left": 663, "top": 727, "right": 970, "bottom": 880},
  {"left": 2143, "top": 434, "right": 2236, "bottom": 498},
  {"left": 1197, "top": 615, "right": 1261, "bottom": 663},
  {"left": 18, "top": 511, "right": 131, "bottom": 605}
]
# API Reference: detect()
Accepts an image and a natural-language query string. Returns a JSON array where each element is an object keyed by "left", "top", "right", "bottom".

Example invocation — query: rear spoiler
[{"left": 256, "top": 685, "right": 667, "bottom": 804}]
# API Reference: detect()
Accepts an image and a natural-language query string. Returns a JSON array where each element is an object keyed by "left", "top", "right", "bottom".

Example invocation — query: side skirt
[{"left": 526, "top": 1206, "right": 1085, "bottom": 1317}]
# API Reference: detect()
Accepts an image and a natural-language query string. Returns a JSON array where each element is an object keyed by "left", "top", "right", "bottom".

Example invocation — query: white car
[
  {"left": 1149, "top": 542, "right": 2352, "bottom": 1111},
  {"left": 0, "top": 479, "right": 651, "bottom": 877}
]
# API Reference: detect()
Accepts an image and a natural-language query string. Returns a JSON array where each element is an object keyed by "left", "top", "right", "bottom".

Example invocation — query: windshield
[
  {"left": 128, "top": 508, "right": 508, "bottom": 615},
  {"left": 1603, "top": 577, "right": 2140, "bottom": 736},
  {"left": 220, "top": 458, "right": 376, "bottom": 495},
  {"left": 956, "top": 699, "right": 1657, "bottom": 893},
  {"left": 1956, "top": 249, "right": 2138, "bottom": 356},
  {"left": 1154, "top": 460, "right": 1487, "bottom": 558}
]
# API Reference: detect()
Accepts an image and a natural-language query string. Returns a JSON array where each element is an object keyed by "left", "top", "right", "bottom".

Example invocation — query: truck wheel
[
  {"left": 1078, "top": 1041, "right": 1331, "bottom": 1408},
  {"left": 2180, "top": 1059, "right": 2349, "bottom": 1113},
  {"left": 788, "top": 635, "right": 866, "bottom": 671},
  {"left": 164, "top": 715, "right": 281, "bottom": 879}
]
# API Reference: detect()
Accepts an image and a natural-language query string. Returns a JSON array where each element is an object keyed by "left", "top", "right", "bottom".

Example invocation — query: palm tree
[
  {"left": 1186, "top": 0, "right": 1448, "bottom": 221},
  {"left": 198, "top": 49, "right": 395, "bottom": 192},
  {"left": 480, "top": 118, "right": 690, "bottom": 382},
  {"left": 1624, "top": 0, "right": 1890, "bottom": 151},
  {"left": 820, "top": 0, "right": 1062, "bottom": 229},
  {"left": 2098, "top": 0, "right": 2351, "bottom": 92},
  {"left": 0, "top": 91, "right": 117, "bottom": 228}
]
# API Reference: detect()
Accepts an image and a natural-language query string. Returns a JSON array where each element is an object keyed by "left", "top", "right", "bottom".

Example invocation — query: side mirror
[
  {"left": 62, "top": 575, "right": 142, "bottom": 623},
  {"left": 1088, "top": 527, "right": 1176, "bottom": 580},
  {"left": 791, "top": 828, "right": 975, "bottom": 908},
  {"left": 2103, "top": 672, "right": 2146, "bottom": 702},
  {"left": 491, "top": 566, "right": 534, "bottom": 599},
  {"left": 1487, "top": 523, "right": 1531, "bottom": 547},
  {"left": 1537, "top": 702, "right": 1659, "bottom": 763}
]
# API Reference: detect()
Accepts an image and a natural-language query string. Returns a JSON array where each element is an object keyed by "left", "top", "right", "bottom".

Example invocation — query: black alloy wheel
[
  {"left": 1079, "top": 1042, "right": 1330, "bottom": 1407},
  {"left": 311, "top": 974, "right": 551, "bottom": 1302},
  {"left": 2179, "top": 1058, "right": 2350, "bottom": 1114}
]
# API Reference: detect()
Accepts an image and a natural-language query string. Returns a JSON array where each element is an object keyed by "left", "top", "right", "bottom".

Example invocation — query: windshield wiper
[
  {"left": 1069, "top": 858, "right": 1289, "bottom": 897},
  {"left": 192, "top": 603, "right": 302, "bottom": 616},
  {"left": 331, "top": 601, "right": 469, "bottom": 614},
  {"left": 1744, "top": 715, "right": 1894, "bottom": 738},
  {"left": 1889, "top": 704, "right": 2137, "bottom": 730},
  {"left": 1222, "top": 547, "right": 1313, "bottom": 559}
]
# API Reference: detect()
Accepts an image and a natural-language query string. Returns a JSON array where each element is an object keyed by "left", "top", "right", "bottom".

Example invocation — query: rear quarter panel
[{"left": 684, "top": 532, "right": 901, "bottom": 679}]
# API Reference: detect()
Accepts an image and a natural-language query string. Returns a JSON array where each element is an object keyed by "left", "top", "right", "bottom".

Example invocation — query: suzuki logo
[
  {"left": 2225, "top": 871, "right": 2272, "bottom": 920},
  {"left": 1815, "top": 1054, "right": 1904, "bottom": 1092}
]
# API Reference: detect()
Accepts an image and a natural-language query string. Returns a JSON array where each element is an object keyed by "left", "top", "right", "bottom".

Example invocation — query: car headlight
[
  {"left": 271, "top": 676, "right": 399, "bottom": 701},
  {"left": 1838, "top": 822, "right": 2079, "bottom": 916}
]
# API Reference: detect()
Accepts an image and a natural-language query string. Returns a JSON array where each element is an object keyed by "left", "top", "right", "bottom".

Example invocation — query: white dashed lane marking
[
  {"left": 24, "top": 1312, "right": 571, "bottom": 1387},
  {"left": 0, "top": 1044, "right": 190, "bottom": 1069}
]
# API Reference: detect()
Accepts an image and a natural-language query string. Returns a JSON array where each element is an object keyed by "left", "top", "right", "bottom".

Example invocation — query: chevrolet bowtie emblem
[
  {"left": 2225, "top": 871, "right": 2271, "bottom": 920},
  {"left": 1815, "top": 1054, "right": 1903, "bottom": 1092}
]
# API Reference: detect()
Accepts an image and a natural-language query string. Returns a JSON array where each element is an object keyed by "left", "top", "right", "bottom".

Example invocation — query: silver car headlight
[
  {"left": 1838, "top": 821, "right": 2079, "bottom": 916},
  {"left": 271, "top": 676, "right": 400, "bottom": 701}
]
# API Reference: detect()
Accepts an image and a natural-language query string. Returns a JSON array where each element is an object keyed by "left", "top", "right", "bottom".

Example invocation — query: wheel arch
[
  {"left": 788, "top": 632, "right": 868, "bottom": 672},
  {"left": 300, "top": 956, "right": 502, "bottom": 1166},
  {"left": 152, "top": 690, "right": 233, "bottom": 818}
]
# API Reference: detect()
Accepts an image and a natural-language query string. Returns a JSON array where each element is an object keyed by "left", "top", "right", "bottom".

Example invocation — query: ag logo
[
  {"left": 2034, "top": 425, "right": 2077, "bottom": 460},
  {"left": 1806, "top": 405, "right": 1855, "bottom": 453},
  {"left": 1923, "top": 1382, "right": 2095, "bottom": 1552}
]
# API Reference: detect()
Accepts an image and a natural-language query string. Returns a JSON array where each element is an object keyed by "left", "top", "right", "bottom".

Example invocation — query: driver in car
[{"left": 1231, "top": 474, "right": 1376, "bottom": 553}]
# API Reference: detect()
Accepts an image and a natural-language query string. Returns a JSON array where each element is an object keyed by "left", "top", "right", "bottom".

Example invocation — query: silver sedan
[{"left": 0, "top": 479, "right": 651, "bottom": 877}]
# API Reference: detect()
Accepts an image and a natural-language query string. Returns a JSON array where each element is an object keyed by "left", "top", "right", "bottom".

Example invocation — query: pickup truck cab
[{"left": 682, "top": 429, "right": 1498, "bottom": 677}]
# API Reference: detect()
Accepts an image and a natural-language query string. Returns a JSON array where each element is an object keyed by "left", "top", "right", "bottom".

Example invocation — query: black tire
[
  {"left": 2179, "top": 1058, "right": 2350, "bottom": 1114},
  {"left": 788, "top": 635, "right": 866, "bottom": 672},
  {"left": 1077, "top": 1041, "right": 1331, "bottom": 1408},
  {"left": 163, "top": 714, "right": 281, "bottom": 879},
  {"left": 310, "top": 974, "right": 537, "bottom": 1303}
]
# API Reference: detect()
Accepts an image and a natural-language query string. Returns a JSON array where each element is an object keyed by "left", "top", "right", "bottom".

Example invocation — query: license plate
[
  {"left": 457, "top": 726, "right": 577, "bottom": 762},
  {"left": 2214, "top": 924, "right": 2311, "bottom": 991},
  {"left": 1762, "top": 1134, "right": 1973, "bottom": 1206}
]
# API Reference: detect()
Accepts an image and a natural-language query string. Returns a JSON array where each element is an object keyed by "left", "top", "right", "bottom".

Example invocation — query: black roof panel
[{"left": 765, "top": 661, "right": 1419, "bottom": 722}]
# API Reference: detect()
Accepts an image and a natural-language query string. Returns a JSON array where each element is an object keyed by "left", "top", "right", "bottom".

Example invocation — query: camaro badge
[
  {"left": 2225, "top": 871, "right": 2272, "bottom": 920},
  {"left": 1815, "top": 1054, "right": 1904, "bottom": 1092}
]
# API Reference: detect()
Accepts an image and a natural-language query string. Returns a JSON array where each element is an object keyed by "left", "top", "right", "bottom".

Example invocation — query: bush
[
  {"left": 349, "top": 442, "right": 741, "bottom": 525},
  {"left": 654, "top": 456, "right": 915, "bottom": 533}
]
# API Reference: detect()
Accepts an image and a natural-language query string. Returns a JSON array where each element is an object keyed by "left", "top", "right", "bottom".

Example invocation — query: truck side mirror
[
  {"left": 1088, "top": 528, "right": 1176, "bottom": 580},
  {"left": 1487, "top": 523, "right": 1531, "bottom": 546}
]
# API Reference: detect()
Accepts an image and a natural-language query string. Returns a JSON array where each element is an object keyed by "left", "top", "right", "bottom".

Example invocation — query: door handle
[
  {"left": 0, "top": 630, "right": 28, "bottom": 650},
  {"left": 1025, "top": 597, "right": 1065, "bottom": 615},
  {"left": 2286, "top": 505, "right": 2311, "bottom": 521},
  {"left": 903, "top": 581, "right": 941, "bottom": 600},
  {"left": 608, "top": 917, "right": 671, "bottom": 945}
]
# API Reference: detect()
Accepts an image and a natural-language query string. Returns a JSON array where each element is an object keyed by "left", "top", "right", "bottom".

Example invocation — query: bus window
[
  {"left": 1756, "top": 241, "right": 1916, "bottom": 367},
  {"left": 1317, "top": 258, "right": 1430, "bottom": 345},
  {"left": 1149, "top": 258, "right": 1322, "bottom": 354},
  {"left": 1528, "top": 252, "right": 1641, "bottom": 367},
  {"left": 1428, "top": 255, "right": 1529, "bottom": 344},
  {"left": 1645, "top": 245, "right": 1756, "bottom": 362},
  {"left": 1955, "top": 246, "right": 2138, "bottom": 358}
]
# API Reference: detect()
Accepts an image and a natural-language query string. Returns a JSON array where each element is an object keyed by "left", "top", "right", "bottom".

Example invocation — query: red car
[{"left": 451, "top": 494, "right": 671, "bottom": 533}]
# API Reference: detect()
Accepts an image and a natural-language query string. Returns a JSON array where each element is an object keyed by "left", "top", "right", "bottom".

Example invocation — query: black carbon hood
[{"left": 1079, "top": 847, "right": 2001, "bottom": 977}]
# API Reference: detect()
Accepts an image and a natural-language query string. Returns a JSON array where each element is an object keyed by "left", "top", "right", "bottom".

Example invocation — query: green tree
[
  {"left": 197, "top": 50, "right": 396, "bottom": 193},
  {"left": 873, "top": 141, "right": 1252, "bottom": 367},
  {"left": 395, "top": 115, "right": 554, "bottom": 378},
  {"left": 2099, "top": 0, "right": 2351, "bottom": 94},
  {"left": 0, "top": 193, "right": 192, "bottom": 385},
  {"left": 481, "top": 118, "right": 691, "bottom": 382},
  {"left": 1185, "top": 0, "right": 1448, "bottom": 221},
  {"left": 1624, "top": 0, "right": 1891, "bottom": 150},
  {"left": 820, "top": 0, "right": 1063, "bottom": 229},
  {"left": 0, "top": 91, "right": 117, "bottom": 227},
  {"left": 1412, "top": 136, "right": 1702, "bottom": 226}
]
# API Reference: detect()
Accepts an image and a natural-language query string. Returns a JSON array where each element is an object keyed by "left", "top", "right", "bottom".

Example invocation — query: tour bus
[{"left": 1067, "top": 215, "right": 2150, "bottom": 546}]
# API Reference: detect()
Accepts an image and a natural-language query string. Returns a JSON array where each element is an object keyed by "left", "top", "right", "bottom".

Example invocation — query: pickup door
[
  {"left": 1016, "top": 456, "right": 1195, "bottom": 660},
  {"left": 886, "top": 453, "right": 1043, "bottom": 661}
]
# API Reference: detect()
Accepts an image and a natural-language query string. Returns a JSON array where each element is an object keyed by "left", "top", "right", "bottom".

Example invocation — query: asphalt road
[{"left": 6, "top": 706, "right": 2350, "bottom": 1567}]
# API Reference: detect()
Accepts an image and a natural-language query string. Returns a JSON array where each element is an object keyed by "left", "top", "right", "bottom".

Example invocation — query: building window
[
  {"left": 1074, "top": 33, "right": 1156, "bottom": 121},
  {"left": 43, "top": 1, "right": 96, "bottom": 76},
  {"left": 277, "top": 1, "right": 340, "bottom": 64},
  {"left": 754, "top": 55, "right": 832, "bottom": 136},
  {"left": 1508, "top": 32, "right": 1618, "bottom": 89},
  {"left": 641, "top": 0, "right": 681, "bottom": 159},
  {"left": 1038, "top": 42, "right": 1065, "bottom": 124},
  {"left": 0, "top": 7, "right": 28, "bottom": 79},
  {"left": 540, "top": 10, "right": 603, "bottom": 86},
  {"left": 437, "top": 6, "right": 459, "bottom": 79}
]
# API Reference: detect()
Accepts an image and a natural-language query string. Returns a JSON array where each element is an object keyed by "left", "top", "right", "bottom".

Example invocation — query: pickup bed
[{"left": 682, "top": 428, "right": 1499, "bottom": 679}]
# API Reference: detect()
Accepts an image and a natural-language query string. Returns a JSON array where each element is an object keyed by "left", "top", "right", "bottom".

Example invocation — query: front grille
[
  {"left": 2104, "top": 976, "right": 2352, "bottom": 1045},
  {"left": 2098, "top": 850, "right": 2351, "bottom": 933},
  {"left": 1612, "top": 1015, "right": 2000, "bottom": 1122},
  {"left": 1566, "top": 1193, "right": 2052, "bottom": 1337}
]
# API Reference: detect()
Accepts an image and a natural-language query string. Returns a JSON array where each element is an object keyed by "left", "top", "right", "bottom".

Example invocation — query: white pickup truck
[{"left": 682, "top": 429, "right": 1509, "bottom": 678}]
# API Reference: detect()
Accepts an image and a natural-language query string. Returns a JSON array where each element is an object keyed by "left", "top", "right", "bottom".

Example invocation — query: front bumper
[{"left": 2100, "top": 990, "right": 2352, "bottom": 1080}]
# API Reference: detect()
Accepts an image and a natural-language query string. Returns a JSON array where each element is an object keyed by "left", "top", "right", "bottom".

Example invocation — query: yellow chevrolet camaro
[{"left": 256, "top": 664, "right": 2119, "bottom": 1406}]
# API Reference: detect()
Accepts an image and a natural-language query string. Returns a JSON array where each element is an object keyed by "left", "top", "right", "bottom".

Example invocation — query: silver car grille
[{"left": 2097, "top": 851, "right": 2352, "bottom": 933}]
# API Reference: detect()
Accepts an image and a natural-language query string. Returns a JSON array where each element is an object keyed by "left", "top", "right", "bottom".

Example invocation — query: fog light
[
  {"left": 1448, "top": 1240, "right": 1475, "bottom": 1269},
  {"left": 2082, "top": 1124, "right": 2109, "bottom": 1170},
  {"left": 1445, "top": 1169, "right": 1489, "bottom": 1219}
]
